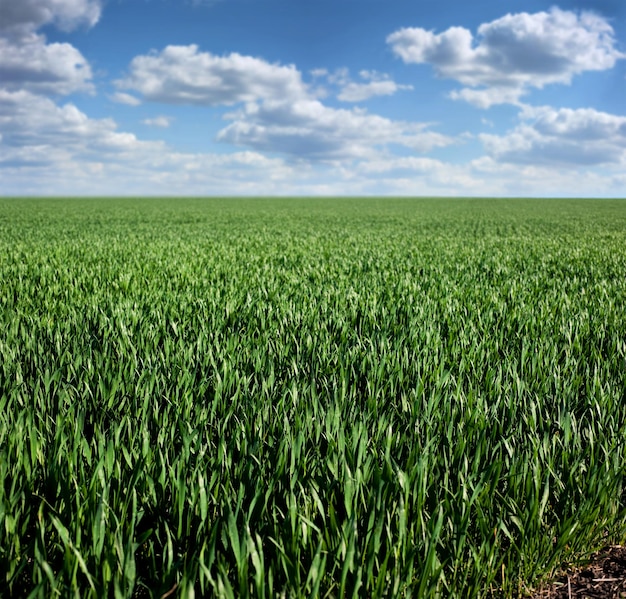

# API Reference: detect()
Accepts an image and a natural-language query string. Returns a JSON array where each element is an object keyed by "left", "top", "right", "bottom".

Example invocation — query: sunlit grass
[{"left": 1, "top": 197, "right": 625, "bottom": 597}]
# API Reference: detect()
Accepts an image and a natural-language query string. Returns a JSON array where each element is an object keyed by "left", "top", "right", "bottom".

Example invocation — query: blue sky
[{"left": 1, "top": 0, "right": 625, "bottom": 196}]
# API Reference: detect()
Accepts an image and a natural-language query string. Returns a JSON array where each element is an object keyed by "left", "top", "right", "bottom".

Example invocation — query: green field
[{"left": 1, "top": 197, "right": 626, "bottom": 598}]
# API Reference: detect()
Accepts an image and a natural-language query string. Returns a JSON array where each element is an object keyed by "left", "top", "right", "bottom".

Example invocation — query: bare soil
[{"left": 530, "top": 546, "right": 626, "bottom": 599}]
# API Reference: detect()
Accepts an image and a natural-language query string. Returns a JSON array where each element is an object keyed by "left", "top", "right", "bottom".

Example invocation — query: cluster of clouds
[
  {"left": 114, "top": 45, "right": 451, "bottom": 161},
  {"left": 0, "top": 0, "right": 624, "bottom": 195},
  {"left": 0, "top": 0, "right": 99, "bottom": 95},
  {"left": 482, "top": 105, "right": 626, "bottom": 167},
  {"left": 395, "top": 16, "right": 626, "bottom": 182},
  {"left": 0, "top": 0, "right": 156, "bottom": 173},
  {"left": 387, "top": 8, "right": 624, "bottom": 108},
  {"left": 0, "top": 2, "right": 308, "bottom": 194}
]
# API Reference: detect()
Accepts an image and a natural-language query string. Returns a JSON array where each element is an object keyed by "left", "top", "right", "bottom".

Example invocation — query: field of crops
[{"left": 1, "top": 197, "right": 625, "bottom": 598}]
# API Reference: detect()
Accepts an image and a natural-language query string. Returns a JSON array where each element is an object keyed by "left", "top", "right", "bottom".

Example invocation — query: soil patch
[{"left": 530, "top": 546, "right": 626, "bottom": 598}]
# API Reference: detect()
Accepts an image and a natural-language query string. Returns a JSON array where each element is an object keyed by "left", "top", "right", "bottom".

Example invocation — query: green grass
[{"left": 1, "top": 197, "right": 625, "bottom": 598}]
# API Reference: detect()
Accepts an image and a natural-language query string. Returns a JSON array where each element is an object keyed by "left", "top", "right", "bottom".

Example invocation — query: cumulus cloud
[
  {"left": 217, "top": 99, "right": 453, "bottom": 161},
  {"left": 480, "top": 105, "right": 626, "bottom": 166},
  {"left": 0, "top": 0, "right": 101, "bottom": 38},
  {"left": 117, "top": 45, "right": 309, "bottom": 105},
  {"left": 0, "top": 87, "right": 302, "bottom": 195},
  {"left": 388, "top": 8, "right": 625, "bottom": 107},
  {"left": 1, "top": 90, "right": 623, "bottom": 196},
  {"left": 0, "top": 90, "right": 164, "bottom": 164},
  {"left": 337, "top": 71, "right": 413, "bottom": 102},
  {"left": 119, "top": 47, "right": 448, "bottom": 160},
  {"left": 0, "top": 0, "right": 100, "bottom": 97},
  {"left": 0, "top": 34, "right": 93, "bottom": 95}
]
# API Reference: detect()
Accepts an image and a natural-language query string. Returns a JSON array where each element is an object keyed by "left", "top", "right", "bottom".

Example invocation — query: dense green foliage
[{"left": 1, "top": 197, "right": 626, "bottom": 598}]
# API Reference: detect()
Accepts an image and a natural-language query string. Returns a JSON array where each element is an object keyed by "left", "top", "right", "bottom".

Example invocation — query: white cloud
[
  {"left": 1, "top": 92, "right": 623, "bottom": 197},
  {"left": 449, "top": 87, "right": 522, "bottom": 109},
  {"left": 337, "top": 71, "right": 413, "bottom": 102},
  {"left": 480, "top": 105, "right": 626, "bottom": 167},
  {"left": 0, "top": 87, "right": 301, "bottom": 195},
  {"left": 519, "top": 105, "right": 626, "bottom": 141},
  {"left": 388, "top": 8, "right": 625, "bottom": 107},
  {"left": 217, "top": 98, "right": 454, "bottom": 161},
  {"left": 0, "top": 0, "right": 101, "bottom": 38},
  {"left": 119, "top": 46, "right": 451, "bottom": 161},
  {"left": 325, "top": 68, "right": 350, "bottom": 86},
  {"left": 142, "top": 116, "right": 172, "bottom": 128},
  {"left": 0, "top": 90, "right": 164, "bottom": 164},
  {"left": 352, "top": 156, "right": 487, "bottom": 195},
  {"left": 358, "top": 156, "right": 448, "bottom": 174},
  {"left": 110, "top": 92, "right": 142, "bottom": 106},
  {"left": 469, "top": 156, "right": 625, "bottom": 196},
  {"left": 0, "top": 0, "right": 99, "bottom": 98},
  {"left": 338, "top": 80, "right": 401, "bottom": 102},
  {"left": 118, "top": 45, "right": 309, "bottom": 106},
  {"left": 0, "top": 149, "right": 300, "bottom": 196},
  {"left": 0, "top": 86, "right": 466, "bottom": 196},
  {"left": 310, "top": 68, "right": 413, "bottom": 102},
  {"left": 0, "top": 34, "right": 93, "bottom": 95}
]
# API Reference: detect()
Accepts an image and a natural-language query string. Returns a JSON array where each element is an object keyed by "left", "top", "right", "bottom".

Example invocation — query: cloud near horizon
[
  {"left": 0, "top": 90, "right": 164, "bottom": 165},
  {"left": 481, "top": 105, "right": 626, "bottom": 167}
]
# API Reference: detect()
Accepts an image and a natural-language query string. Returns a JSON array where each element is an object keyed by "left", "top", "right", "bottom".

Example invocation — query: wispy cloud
[
  {"left": 337, "top": 71, "right": 413, "bottom": 102},
  {"left": 110, "top": 92, "right": 142, "bottom": 106},
  {"left": 142, "top": 116, "right": 172, "bottom": 128}
]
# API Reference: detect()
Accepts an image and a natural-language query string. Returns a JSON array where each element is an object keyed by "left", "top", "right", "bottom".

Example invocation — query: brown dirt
[{"left": 529, "top": 546, "right": 626, "bottom": 599}]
